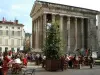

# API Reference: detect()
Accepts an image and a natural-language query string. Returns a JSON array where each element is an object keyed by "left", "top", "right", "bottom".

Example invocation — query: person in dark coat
[
  {"left": 68, "top": 58, "right": 73, "bottom": 68},
  {"left": 60, "top": 56, "right": 65, "bottom": 71},
  {"left": 39, "top": 54, "right": 42, "bottom": 65},
  {"left": 89, "top": 57, "right": 93, "bottom": 69},
  {"left": 42, "top": 56, "right": 46, "bottom": 68},
  {"left": 0, "top": 58, "right": 3, "bottom": 75}
]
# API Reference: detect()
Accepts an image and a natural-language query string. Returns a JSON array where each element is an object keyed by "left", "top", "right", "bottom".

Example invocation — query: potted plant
[{"left": 43, "top": 22, "right": 62, "bottom": 71}]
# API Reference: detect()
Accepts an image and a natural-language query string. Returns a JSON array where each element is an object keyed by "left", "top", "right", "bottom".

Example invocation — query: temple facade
[{"left": 30, "top": 1, "right": 100, "bottom": 53}]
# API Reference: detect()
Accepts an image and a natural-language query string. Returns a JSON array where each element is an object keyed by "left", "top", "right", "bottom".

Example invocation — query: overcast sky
[{"left": 0, "top": 0, "right": 100, "bottom": 33}]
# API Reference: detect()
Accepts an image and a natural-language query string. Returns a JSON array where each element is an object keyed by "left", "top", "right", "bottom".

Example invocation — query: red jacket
[{"left": 22, "top": 58, "right": 28, "bottom": 66}]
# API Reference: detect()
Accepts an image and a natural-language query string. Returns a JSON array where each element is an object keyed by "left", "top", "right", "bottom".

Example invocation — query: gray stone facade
[
  {"left": 97, "top": 14, "right": 100, "bottom": 56},
  {"left": 30, "top": 1, "right": 100, "bottom": 53}
]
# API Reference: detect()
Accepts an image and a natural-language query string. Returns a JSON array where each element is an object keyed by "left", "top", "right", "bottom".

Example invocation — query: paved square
[{"left": 8, "top": 65, "right": 100, "bottom": 75}]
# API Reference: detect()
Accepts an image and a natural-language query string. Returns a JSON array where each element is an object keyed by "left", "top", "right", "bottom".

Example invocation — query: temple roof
[
  {"left": 39, "top": 0, "right": 100, "bottom": 13},
  {"left": 30, "top": 0, "right": 100, "bottom": 17}
]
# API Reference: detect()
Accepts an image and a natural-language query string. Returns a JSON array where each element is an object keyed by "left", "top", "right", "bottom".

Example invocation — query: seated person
[
  {"left": 15, "top": 56, "right": 22, "bottom": 64},
  {"left": 12, "top": 56, "right": 22, "bottom": 73}
]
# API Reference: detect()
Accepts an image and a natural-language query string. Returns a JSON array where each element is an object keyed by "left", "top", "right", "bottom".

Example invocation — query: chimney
[
  {"left": 14, "top": 20, "right": 18, "bottom": 24},
  {"left": 2, "top": 17, "right": 5, "bottom": 23}
]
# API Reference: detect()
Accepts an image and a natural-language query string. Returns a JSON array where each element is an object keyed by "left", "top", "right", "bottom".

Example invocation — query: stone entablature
[
  {"left": 43, "top": 9, "right": 95, "bottom": 18},
  {"left": 41, "top": 1, "right": 99, "bottom": 14},
  {"left": 30, "top": 1, "right": 100, "bottom": 21},
  {"left": 30, "top": 1, "right": 100, "bottom": 16}
]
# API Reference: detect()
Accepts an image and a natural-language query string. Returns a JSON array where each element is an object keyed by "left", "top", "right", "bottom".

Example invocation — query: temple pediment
[
  {"left": 30, "top": 1, "right": 100, "bottom": 18},
  {"left": 31, "top": 1, "right": 100, "bottom": 15},
  {"left": 30, "top": 1, "right": 42, "bottom": 17}
]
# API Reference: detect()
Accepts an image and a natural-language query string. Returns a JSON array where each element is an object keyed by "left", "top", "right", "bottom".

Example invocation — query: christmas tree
[{"left": 43, "top": 22, "right": 62, "bottom": 60}]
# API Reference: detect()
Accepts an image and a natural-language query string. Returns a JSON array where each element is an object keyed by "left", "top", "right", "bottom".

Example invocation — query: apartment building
[{"left": 0, "top": 19, "right": 25, "bottom": 52}]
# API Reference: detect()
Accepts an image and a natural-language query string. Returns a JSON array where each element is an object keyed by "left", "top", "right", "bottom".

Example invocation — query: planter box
[{"left": 45, "top": 60, "right": 61, "bottom": 71}]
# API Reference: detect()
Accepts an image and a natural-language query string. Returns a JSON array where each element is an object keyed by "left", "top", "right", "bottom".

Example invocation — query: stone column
[
  {"left": 59, "top": 15, "right": 64, "bottom": 51},
  {"left": 35, "top": 19, "right": 38, "bottom": 49},
  {"left": 52, "top": 14, "right": 56, "bottom": 23},
  {"left": 60, "top": 15, "right": 63, "bottom": 41},
  {"left": 34, "top": 20, "right": 36, "bottom": 49},
  {"left": 75, "top": 17, "right": 78, "bottom": 50},
  {"left": 60, "top": 15, "right": 63, "bottom": 32},
  {"left": 34, "top": 21, "right": 36, "bottom": 49},
  {"left": 67, "top": 16, "right": 70, "bottom": 53},
  {"left": 88, "top": 18, "right": 90, "bottom": 49},
  {"left": 43, "top": 14, "right": 47, "bottom": 45},
  {"left": 97, "top": 15, "right": 100, "bottom": 50},
  {"left": 89, "top": 18, "right": 97, "bottom": 51},
  {"left": 81, "top": 18, "right": 84, "bottom": 49},
  {"left": 32, "top": 20, "right": 35, "bottom": 48},
  {"left": 32, "top": 21, "right": 33, "bottom": 48},
  {"left": 39, "top": 16, "right": 42, "bottom": 49},
  {"left": 37, "top": 18, "right": 39, "bottom": 49}
]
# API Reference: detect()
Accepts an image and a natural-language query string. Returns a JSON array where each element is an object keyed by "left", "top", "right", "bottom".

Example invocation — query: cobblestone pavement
[{"left": 7, "top": 64, "right": 100, "bottom": 75}]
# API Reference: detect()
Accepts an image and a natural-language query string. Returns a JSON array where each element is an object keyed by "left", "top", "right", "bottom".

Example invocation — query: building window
[
  {"left": 0, "top": 30, "right": 3, "bottom": 35},
  {"left": 12, "top": 31, "right": 14, "bottom": 36},
  {"left": 11, "top": 39, "right": 14, "bottom": 46},
  {"left": 18, "top": 27, "right": 20, "bottom": 29},
  {"left": 18, "top": 31, "right": 21, "bottom": 36},
  {"left": 21, "top": 40, "right": 23, "bottom": 45},
  {"left": 5, "top": 39, "right": 8, "bottom": 45},
  {"left": 14, "top": 31, "right": 17, "bottom": 36},
  {"left": 12, "top": 27, "right": 14, "bottom": 29},
  {"left": 6, "top": 26, "right": 8, "bottom": 28},
  {"left": 0, "top": 38, "right": 2, "bottom": 44},
  {"left": 0, "top": 47, "right": 2, "bottom": 52},
  {"left": 6, "top": 30, "right": 8, "bottom": 35},
  {"left": 0, "top": 26, "right": 2, "bottom": 28},
  {"left": 17, "top": 39, "right": 20, "bottom": 46}
]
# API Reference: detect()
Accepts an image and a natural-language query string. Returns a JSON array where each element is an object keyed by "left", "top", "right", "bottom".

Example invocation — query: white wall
[{"left": 0, "top": 24, "right": 24, "bottom": 52}]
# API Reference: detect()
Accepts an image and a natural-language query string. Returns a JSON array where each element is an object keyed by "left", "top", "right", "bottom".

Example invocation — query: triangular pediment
[{"left": 30, "top": 1, "right": 42, "bottom": 17}]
